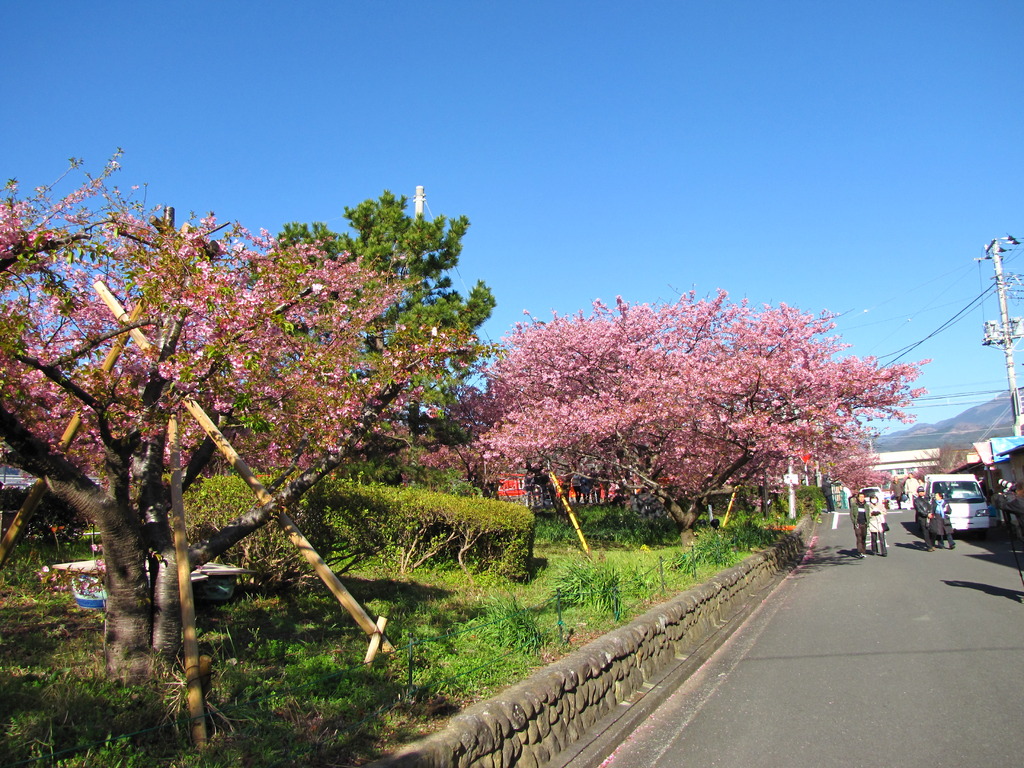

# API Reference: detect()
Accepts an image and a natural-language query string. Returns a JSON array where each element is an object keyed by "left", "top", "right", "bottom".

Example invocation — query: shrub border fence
[{"left": 368, "top": 515, "right": 813, "bottom": 768}]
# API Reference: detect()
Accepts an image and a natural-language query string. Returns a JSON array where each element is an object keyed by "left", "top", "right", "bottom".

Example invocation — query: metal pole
[
  {"left": 991, "top": 242, "right": 1022, "bottom": 436},
  {"left": 407, "top": 635, "right": 416, "bottom": 696},
  {"left": 556, "top": 589, "right": 565, "bottom": 643}
]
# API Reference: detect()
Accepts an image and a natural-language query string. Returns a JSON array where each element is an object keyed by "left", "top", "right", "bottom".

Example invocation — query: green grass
[{"left": 0, "top": 508, "right": 792, "bottom": 768}]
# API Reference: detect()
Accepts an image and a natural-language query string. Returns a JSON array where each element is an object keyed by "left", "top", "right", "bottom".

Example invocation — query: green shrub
[
  {"left": 534, "top": 513, "right": 578, "bottom": 545},
  {"left": 579, "top": 504, "right": 678, "bottom": 546},
  {"left": 550, "top": 558, "right": 653, "bottom": 614},
  {"left": 302, "top": 479, "right": 535, "bottom": 581},
  {"left": 674, "top": 528, "right": 736, "bottom": 576},
  {"left": 774, "top": 485, "right": 826, "bottom": 518},
  {"left": 182, "top": 476, "right": 533, "bottom": 585},
  {"left": 183, "top": 474, "right": 337, "bottom": 589},
  {"left": 535, "top": 504, "right": 678, "bottom": 548},
  {"left": 474, "top": 594, "right": 546, "bottom": 653},
  {"left": 674, "top": 518, "right": 786, "bottom": 576},
  {"left": 691, "top": 529, "right": 735, "bottom": 565},
  {"left": 726, "top": 518, "right": 783, "bottom": 550}
]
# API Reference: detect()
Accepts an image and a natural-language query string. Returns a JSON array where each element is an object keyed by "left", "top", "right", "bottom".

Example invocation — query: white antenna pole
[{"left": 414, "top": 185, "right": 425, "bottom": 219}]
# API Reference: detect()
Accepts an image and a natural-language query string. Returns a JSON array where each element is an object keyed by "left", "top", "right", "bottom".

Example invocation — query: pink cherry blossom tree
[
  {"left": 822, "top": 440, "right": 890, "bottom": 495},
  {"left": 418, "top": 382, "right": 504, "bottom": 493},
  {"left": 0, "top": 160, "right": 477, "bottom": 681},
  {"left": 482, "top": 293, "right": 924, "bottom": 539}
]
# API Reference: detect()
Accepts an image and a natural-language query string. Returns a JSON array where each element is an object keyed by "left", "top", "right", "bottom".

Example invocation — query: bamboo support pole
[
  {"left": 168, "top": 415, "right": 208, "bottom": 744},
  {"left": 364, "top": 616, "right": 388, "bottom": 665},
  {"left": 0, "top": 305, "right": 142, "bottom": 569},
  {"left": 722, "top": 488, "right": 738, "bottom": 528},
  {"left": 181, "top": 401, "right": 393, "bottom": 654},
  {"left": 92, "top": 281, "right": 393, "bottom": 655},
  {"left": 549, "top": 472, "right": 591, "bottom": 556}
]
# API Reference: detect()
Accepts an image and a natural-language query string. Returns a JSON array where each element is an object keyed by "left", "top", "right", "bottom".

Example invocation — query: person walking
[
  {"left": 931, "top": 490, "right": 956, "bottom": 550},
  {"left": 850, "top": 491, "right": 868, "bottom": 559},
  {"left": 570, "top": 474, "right": 584, "bottom": 503},
  {"left": 868, "top": 495, "right": 888, "bottom": 556},
  {"left": 579, "top": 474, "right": 594, "bottom": 504},
  {"left": 912, "top": 486, "right": 935, "bottom": 551},
  {"left": 891, "top": 477, "right": 906, "bottom": 509}
]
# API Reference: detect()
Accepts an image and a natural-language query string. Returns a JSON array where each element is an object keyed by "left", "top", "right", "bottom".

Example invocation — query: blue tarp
[{"left": 990, "top": 436, "right": 1024, "bottom": 461}]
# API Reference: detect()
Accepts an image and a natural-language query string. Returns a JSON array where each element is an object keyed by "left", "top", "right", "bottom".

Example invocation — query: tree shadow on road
[
  {"left": 797, "top": 545, "right": 866, "bottom": 568},
  {"left": 942, "top": 579, "right": 1024, "bottom": 603}
]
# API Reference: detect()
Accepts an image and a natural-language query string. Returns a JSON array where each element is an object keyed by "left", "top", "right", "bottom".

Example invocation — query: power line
[
  {"left": 912, "top": 389, "right": 1004, "bottom": 402},
  {"left": 878, "top": 284, "right": 997, "bottom": 364},
  {"left": 905, "top": 399, "right": 998, "bottom": 410},
  {"left": 838, "top": 297, "right": 983, "bottom": 332}
]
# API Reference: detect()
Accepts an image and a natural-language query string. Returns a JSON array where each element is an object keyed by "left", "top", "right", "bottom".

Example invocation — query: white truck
[{"left": 923, "top": 474, "right": 990, "bottom": 538}]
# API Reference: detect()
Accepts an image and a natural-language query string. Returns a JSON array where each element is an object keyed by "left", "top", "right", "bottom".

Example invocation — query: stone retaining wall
[{"left": 369, "top": 519, "right": 811, "bottom": 768}]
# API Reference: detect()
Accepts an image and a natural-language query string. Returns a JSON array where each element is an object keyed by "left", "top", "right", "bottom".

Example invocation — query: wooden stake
[
  {"left": 92, "top": 281, "right": 392, "bottom": 654},
  {"left": 169, "top": 414, "right": 207, "bottom": 745},
  {"left": 364, "top": 616, "right": 388, "bottom": 664},
  {"left": 182, "top": 401, "right": 393, "bottom": 652},
  {"left": 549, "top": 472, "right": 591, "bottom": 556},
  {"left": 722, "top": 488, "right": 738, "bottom": 528}
]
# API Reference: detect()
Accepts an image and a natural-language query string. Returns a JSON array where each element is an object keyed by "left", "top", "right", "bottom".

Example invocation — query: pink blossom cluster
[
  {"left": 1, "top": 165, "right": 473, "bottom": 476},
  {"left": 482, "top": 293, "right": 924, "bottom": 502}
]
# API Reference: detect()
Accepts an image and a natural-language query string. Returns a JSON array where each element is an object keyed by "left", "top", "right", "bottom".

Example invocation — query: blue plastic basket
[{"left": 73, "top": 590, "right": 107, "bottom": 610}]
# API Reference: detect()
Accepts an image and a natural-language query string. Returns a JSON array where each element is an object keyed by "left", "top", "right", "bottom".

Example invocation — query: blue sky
[{"left": 5, "top": 1, "right": 1023, "bottom": 439}]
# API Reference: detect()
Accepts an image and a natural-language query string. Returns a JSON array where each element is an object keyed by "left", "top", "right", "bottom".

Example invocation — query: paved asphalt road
[{"left": 593, "top": 510, "right": 1024, "bottom": 768}]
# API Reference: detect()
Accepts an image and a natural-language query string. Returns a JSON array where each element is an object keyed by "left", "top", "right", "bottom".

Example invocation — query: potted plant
[
  {"left": 69, "top": 568, "right": 107, "bottom": 609},
  {"left": 42, "top": 543, "right": 107, "bottom": 610}
]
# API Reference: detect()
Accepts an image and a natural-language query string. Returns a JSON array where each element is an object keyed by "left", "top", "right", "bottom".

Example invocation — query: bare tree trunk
[
  {"left": 72, "top": 476, "right": 162, "bottom": 683},
  {"left": 663, "top": 495, "right": 699, "bottom": 545},
  {"left": 100, "top": 529, "right": 156, "bottom": 682},
  {"left": 151, "top": 555, "right": 184, "bottom": 660}
]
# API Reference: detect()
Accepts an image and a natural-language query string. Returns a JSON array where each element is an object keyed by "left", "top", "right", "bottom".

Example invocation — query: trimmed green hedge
[
  {"left": 302, "top": 480, "right": 535, "bottom": 581},
  {"left": 183, "top": 475, "right": 535, "bottom": 585},
  {"left": 184, "top": 475, "right": 336, "bottom": 588}
]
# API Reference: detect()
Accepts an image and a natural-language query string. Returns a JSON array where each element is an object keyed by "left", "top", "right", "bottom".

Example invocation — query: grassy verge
[{"left": 0, "top": 508, "right": 791, "bottom": 768}]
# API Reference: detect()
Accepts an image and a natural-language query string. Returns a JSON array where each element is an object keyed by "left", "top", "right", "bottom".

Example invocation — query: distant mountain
[{"left": 874, "top": 393, "right": 1017, "bottom": 452}]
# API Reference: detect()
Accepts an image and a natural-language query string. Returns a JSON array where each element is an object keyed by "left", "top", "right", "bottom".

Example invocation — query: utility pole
[{"left": 981, "top": 236, "right": 1023, "bottom": 436}]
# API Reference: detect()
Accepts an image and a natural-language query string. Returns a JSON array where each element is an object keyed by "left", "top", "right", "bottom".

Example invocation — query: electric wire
[
  {"left": 838, "top": 297, "right": 982, "bottom": 332},
  {"left": 878, "top": 284, "right": 997, "bottom": 365},
  {"left": 912, "top": 389, "right": 1005, "bottom": 402},
  {"left": 978, "top": 402, "right": 1013, "bottom": 441}
]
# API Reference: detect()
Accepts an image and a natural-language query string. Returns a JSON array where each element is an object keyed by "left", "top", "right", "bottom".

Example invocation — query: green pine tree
[{"left": 280, "top": 191, "right": 496, "bottom": 484}]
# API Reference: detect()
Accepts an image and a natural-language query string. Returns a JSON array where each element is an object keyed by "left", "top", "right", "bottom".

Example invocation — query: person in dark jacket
[
  {"left": 850, "top": 491, "right": 868, "bottom": 559},
  {"left": 930, "top": 490, "right": 955, "bottom": 550},
  {"left": 912, "top": 486, "right": 935, "bottom": 551}
]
